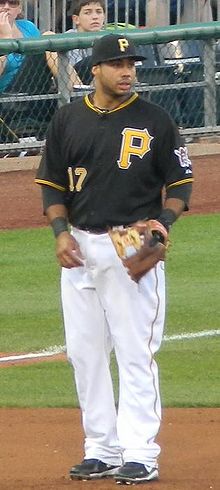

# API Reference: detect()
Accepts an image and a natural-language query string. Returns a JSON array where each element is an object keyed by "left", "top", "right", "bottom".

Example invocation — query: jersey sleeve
[
  {"left": 155, "top": 113, "right": 194, "bottom": 201},
  {"left": 35, "top": 109, "right": 68, "bottom": 192}
]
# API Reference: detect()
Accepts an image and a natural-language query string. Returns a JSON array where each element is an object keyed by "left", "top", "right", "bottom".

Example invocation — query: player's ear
[{"left": 91, "top": 65, "right": 99, "bottom": 77}]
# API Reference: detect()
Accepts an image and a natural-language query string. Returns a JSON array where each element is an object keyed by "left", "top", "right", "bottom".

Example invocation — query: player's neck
[{"left": 91, "top": 91, "right": 132, "bottom": 112}]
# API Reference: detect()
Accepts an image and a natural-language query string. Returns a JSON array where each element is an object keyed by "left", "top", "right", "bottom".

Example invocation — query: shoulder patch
[{"left": 174, "top": 146, "right": 192, "bottom": 174}]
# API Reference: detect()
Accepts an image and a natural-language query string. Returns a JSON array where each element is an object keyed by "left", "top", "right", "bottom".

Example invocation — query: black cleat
[
  {"left": 114, "top": 462, "right": 159, "bottom": 485},
  {"left": 70, "top": 458, "right": 120, "bottom": 480}
]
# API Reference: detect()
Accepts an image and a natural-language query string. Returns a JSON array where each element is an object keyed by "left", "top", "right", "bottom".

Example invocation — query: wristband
[
  {"left": 157, "top": 209, "right": 177, "bottom": 232},
  {"left": 51, "top": 217, "right": 68, "bottom": 238},
  {"left": 149, "top": 219, "right": 168, "bottom": 245}
]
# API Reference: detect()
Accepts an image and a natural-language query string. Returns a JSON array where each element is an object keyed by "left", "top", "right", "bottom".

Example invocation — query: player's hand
[
  {"left": 122, "top": 223, "right": 167, "bottom": 282},
  {"left": 55, "top": 232, "right": 84, "bottom": 268},
  {"left": 123, "top": 238, "right": 165, "bottom": 282},
  {"left": 0, "top": 12, "right": 13, "bottom": 38}
]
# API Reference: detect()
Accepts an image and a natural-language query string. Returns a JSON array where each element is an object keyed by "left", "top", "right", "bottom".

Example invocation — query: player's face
[
  {"left": 92, "top": 59, "right": 137, "bottom": 97},
  {"left": 73, "top": 2, "right": 105, "bottom": 32}
]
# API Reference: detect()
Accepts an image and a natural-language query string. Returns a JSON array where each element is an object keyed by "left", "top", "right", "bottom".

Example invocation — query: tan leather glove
[{"left": 109, "top": 220, "right": 168, "bottom": 282}]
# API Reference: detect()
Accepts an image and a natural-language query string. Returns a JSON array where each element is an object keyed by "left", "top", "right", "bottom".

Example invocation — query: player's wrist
[
  {"left": 157, "top": 209, "right": 177, "bottom": 233},
  {"left": 51, "top": 217, "right": 68, "bottom": 238}
]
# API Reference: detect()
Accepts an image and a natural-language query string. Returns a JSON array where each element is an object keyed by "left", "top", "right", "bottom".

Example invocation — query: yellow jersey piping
[
  {"left": 84, "top": 92, "right": 138, "bottom": 114},
  {"left": 35, "top": 179, "right": 66, "bottom": 192},
  {"left": 166, "top": 178, "right": 194, "bottom": 189}
]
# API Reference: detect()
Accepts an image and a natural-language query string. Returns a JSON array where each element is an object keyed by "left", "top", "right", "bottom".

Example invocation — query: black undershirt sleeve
[
  {"left": 42, "top": 185, "right": 66, "bottom": 212},
  {"left": 166, "top": 182, "right": 193, "bottom": 209}
]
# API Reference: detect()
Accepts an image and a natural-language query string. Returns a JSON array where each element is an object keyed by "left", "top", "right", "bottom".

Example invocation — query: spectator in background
[
  {"left": 0, "top": 0, "right": 40, "bottom": 92},
  {"left": 0, "top": 0, "right": 58, "bottom": 145},
  {"left": 66, "top": 0, "right": 105, "bottom": 66},
  {"left": 45, "top": 0, "right": 105, "bottom": 86}
]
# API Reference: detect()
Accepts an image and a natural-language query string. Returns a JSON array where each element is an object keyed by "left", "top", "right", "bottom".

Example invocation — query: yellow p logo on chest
[{"left": 117, "top": 128, "right": 154, "bottom": 169}]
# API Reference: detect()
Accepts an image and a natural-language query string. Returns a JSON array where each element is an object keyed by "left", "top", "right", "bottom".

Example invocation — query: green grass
[
  {"left": 158, "top": 336, "right": 220, "bottom": 407},
  {"left": 1, "top": 336, "right": 219, "bottom": 407},
  {"left": 0, "top": 361, "right": 75, "bottom": 408},
  {"left": 166, "top": 213, "right": 220, "bottom": 333},
  {"left": 0, "top": 214, "right": 220, "bottom": 407},
  {"left": 0, "top": 228, "right": 63, "bottom": 351}
]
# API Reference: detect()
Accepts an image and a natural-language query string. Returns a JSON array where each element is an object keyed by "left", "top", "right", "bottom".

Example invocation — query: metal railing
[
  {"left": 22, "top": 1, "right": 218, "bottom": 33},
  {"left": 1, "top": 22, "right": 220, "bottom": 153}
]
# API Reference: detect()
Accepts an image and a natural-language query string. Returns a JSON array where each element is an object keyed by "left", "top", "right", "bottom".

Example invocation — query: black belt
[
  {"left": 75, "top": 225, "right": 109, "bottom": 234},
  {"left": 74, "top": 225, "right": 130, "bottom": 234}
]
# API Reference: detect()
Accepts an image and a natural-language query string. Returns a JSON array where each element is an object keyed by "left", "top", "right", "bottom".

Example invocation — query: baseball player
[{"left": 35, "top": 33, "right": 193, "bottom": 485}]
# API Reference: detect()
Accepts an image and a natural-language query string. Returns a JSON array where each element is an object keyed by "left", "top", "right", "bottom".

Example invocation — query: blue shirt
[{"left": 0, "top": 19, "right": 40, "bottom": 92}]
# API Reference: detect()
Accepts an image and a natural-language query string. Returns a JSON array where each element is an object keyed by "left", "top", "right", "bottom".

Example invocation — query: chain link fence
[
  {"left": 137, "top": 37, "right": 218, "bottom": 130},
  {"left": 1, "top": 23, "right": 220, "bottom": 155}
]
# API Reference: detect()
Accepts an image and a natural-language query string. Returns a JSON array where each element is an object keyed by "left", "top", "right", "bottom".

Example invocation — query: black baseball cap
[{"left": 91, "top": 34, "right": 146, "bottom": 66}]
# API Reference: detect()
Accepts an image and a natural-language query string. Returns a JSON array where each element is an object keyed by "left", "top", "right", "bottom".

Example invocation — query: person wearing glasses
[{"left": 0, "top": 0, "right": 40, "bottom": 92}]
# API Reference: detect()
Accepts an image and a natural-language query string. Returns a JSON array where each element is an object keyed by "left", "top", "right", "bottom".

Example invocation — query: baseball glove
[{"left": 108, "top": 220, "right": 168, "bottom": 282}]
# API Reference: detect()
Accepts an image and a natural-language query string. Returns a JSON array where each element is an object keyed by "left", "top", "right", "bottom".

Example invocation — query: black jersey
[{"left": 35, "top": 93, "right": 193, "bottom": 228}]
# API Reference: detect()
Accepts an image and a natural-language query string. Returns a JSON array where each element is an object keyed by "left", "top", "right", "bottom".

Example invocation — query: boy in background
[
  {"left": 67, "top": 0, "right": 105, "bottom": 66},
  {"left": 45, "top": 0, "right": 105, "bottom": 85}
]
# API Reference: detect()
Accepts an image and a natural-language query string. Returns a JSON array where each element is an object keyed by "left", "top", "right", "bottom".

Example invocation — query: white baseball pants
[{"left": 61, "top": 228, "right": 165, "bottom": 469}]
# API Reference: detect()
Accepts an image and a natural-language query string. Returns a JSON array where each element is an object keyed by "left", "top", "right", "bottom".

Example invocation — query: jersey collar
[{"left": 84, "top": 92, "right": 138, "bottom": 114}]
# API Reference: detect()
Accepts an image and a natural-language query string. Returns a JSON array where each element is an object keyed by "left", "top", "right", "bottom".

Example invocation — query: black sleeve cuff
[
  {"left": 166, "top": 183, "right": 193, "bottom": 211},
  {"left": 42, "top": 185, "right": 66, "bottom": 212}
]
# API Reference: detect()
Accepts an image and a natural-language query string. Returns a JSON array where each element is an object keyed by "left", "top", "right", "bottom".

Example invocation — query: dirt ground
[
  {"left": 0, "top": 408, "right": 219, "bottom": 490},
  {"left": 0, "top": 154, "right": 220, "bottom": 230},
  {"left": 0, "top": 155, "right": 220, "bottom": 489}
]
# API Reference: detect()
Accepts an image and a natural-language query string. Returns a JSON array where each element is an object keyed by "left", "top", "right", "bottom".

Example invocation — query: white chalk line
[
  {"left": 0, "top": 329, "right": 220, "bottom": 363},
  {"left": 163, "top": 329, "right": 220, "bottom": 342},
  {"left": 0, "top": 345, "right": 66, "bottom": 363}
]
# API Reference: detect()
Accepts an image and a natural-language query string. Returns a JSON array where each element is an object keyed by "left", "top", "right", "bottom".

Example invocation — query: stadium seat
[
  {"left": 135, "top": 43, "right": 182, "bottom": 125},
  {"left": 156, "top": 40, "right": 205, "bottom": 127}
]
